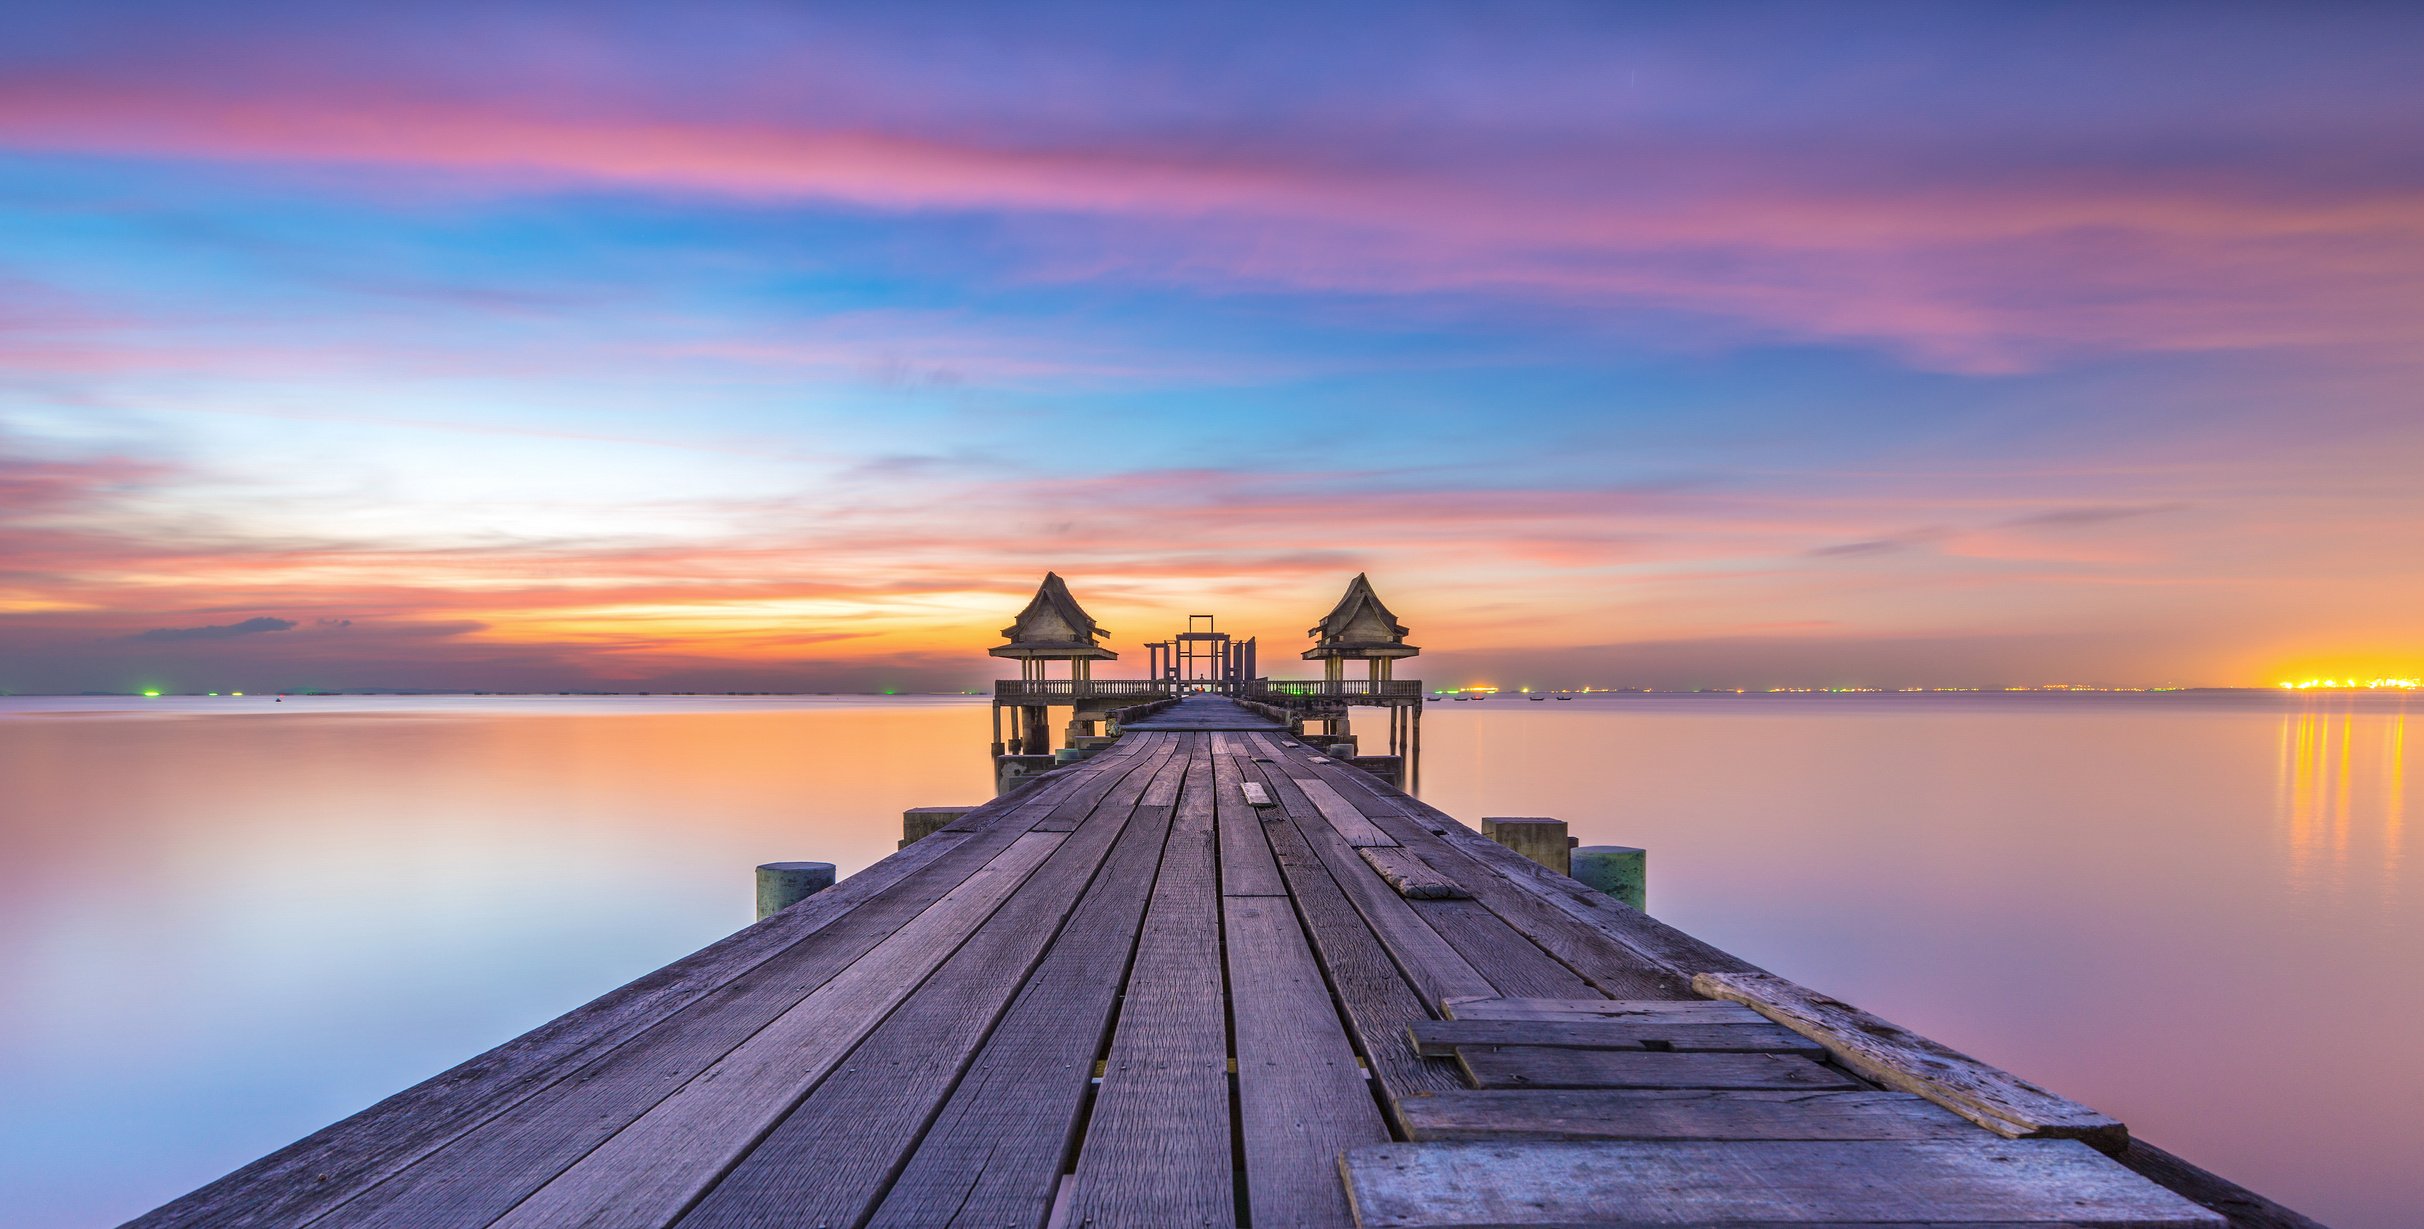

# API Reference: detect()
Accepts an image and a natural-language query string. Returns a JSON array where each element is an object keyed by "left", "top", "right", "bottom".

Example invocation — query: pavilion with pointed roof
[
  {"left": 991, "top": 572, "right": 1117, "bottom": 672},
  {"left": 984, "top": 571, "right": 1425, "bottom": 791},
  {"left": 1303, "top": 572, "right": 1420, "bottom": 683}
]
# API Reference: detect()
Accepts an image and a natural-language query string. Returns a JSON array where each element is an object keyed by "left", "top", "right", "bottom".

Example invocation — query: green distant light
[{"left": 141, "top": 689, "right": 162, "bottom": 698}]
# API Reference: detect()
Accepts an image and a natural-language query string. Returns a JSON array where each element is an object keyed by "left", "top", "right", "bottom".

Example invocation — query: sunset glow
[{"left": 3, "top": 2, "right": 2420, "bottom": 693}]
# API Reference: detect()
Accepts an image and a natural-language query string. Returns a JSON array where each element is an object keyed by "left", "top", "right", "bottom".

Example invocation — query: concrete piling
[
  {"left": 1572, "top": 844, "right": 1647, "bottom": 911},
  {"left": 1481, "top": 816, "right": 1571, "bottom": 876},
  {"left": 755, "top": 861, "right": 836, "bottom": 921}
]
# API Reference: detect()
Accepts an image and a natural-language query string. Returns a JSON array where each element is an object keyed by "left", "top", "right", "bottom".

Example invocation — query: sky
[{"left": 2, "top": 0, "right": 2420, "bottom": 693}]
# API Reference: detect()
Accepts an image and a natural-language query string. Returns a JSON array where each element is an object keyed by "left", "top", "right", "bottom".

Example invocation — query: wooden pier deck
[{"left": 140, "top": 695, "right": 2306, "bottom": 1228}]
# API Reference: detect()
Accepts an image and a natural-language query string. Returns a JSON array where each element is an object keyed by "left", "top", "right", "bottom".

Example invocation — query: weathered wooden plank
[
  {"left": 2111, "top": 1137, "right": 2335, "bottom": 1229},
  {"left": 1215, "top": 744, "right": 1288, "bottom": 897},
  {"left": 1294, "top": 772, "right": 1398, "bottom": 848},
  {"left": 130, "top": 758, "right": 1113, "bottom": 1229},
  {"left": 1408, "top": 1018, "right": 1824, "bottom": 1058},
  {"left": 1226, "top": 893, "right": 1390, "bottom": 1228},
  {"left": 1259, "top": 768, "right": 1494, "bottom": 1011},
  {"left": 1458, "top": 1046, "right": 1866, "bottom": 1091},
  {"left": 1443, "top": 996, "right": 1766, "bottom": 1024},
  {"left": 675, "top": 736, "right": 1185, "bottom": 1228},
  {"left": 1695, "top": 971, "right": 2128, "bottom": 1153},
  {"left": 1357, "top": 845, "right": 1468, "bottom": 899},
  {"left": 482, "top": 831, "right": 1070, "bottom": 1229},
  {"left": 1395, "top": 1088, "right": 1982, "bottom": 1143},
  {"left": 305, "top": 776, "right": 1122, "bottom": 1228},
  {"left": 1415, "top": 897, "right": 1600, "bottom": 1000},
  {"left": 1265, "top": 744, "right": 1699, "bottom": 1000},
  {"left": 1241, "top": 757, "right": 1466, "bottom": 1125},
  {"left": 1340, "top": 1140, "right": 2227, "bottom": 1226},
  {"left": 1063, "top": 745, "right": 1233, "bottom": 1226},
  {"left": 866, "top": 742, "right": 1195, "bottom": 1229}
]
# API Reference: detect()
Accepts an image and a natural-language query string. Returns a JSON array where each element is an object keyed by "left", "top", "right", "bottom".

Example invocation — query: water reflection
[
  {"left": 2278, "top": 701, "right": 2411, "bottom": 897},
  {"left": 2, "top": 692, "right": 2417, "bottom": 1228}
]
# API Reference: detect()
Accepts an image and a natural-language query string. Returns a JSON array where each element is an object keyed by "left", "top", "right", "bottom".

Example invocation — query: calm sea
[{"left": 1, "top": 693, "right": 2411, "bottom": 1226}]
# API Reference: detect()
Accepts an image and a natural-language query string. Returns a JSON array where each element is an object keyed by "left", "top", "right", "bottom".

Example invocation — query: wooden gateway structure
[{"left": 138, "top": 583, "right": 2318, "bottom": 1229}]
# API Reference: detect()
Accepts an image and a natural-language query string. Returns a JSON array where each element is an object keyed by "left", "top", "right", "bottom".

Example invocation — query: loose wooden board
[
  {"left": 1293, "top": 772, "right": 1398, "bottom": 847},
  {"left": 1340, "top": 1139, "right": 2227, "bottom": 1226},
  {"left": 1444, "top": 996, "right": 1763, "bottom": 1024},
  {"left": 1275, "top": 750, "right": 1694, "bottom": 1000},
  {"left": 1258, "top": 769, "right": 1494, "bottom": 1010},
  {"left": 1214, "top": 745, "right": 1288, "bottom": 897},
  {"left": 1243, "top": 758, "right": 1468, "bottom": 1121},
  {"left": 1358, "top": 845, "right": 1469, "bottom": 899},
  {"left": 1409, "top": 1018, "right": 1823, "bottom": 1058},
  {"left": 1458, "top": 1046, "right": 1866, "bottom": 1091},
  {"left": 1695, "top": 971, "right": 2128, "bottom": 1153},
  {"left": 1395, "top": 1088, "right": 1982, "bottom": 1143}
]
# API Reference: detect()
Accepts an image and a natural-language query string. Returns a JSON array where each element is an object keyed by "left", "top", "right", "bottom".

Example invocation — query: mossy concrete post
[
  {"left": 1572, "top": 845, "right": 1647, "bottom": 911},
  {"left": 902, "top": 806, "right": 975, "bottom": 850},
  {"left": 1481, "top": 816, "right": 1570, "bottom": 876},
  {"left": 755, "top": 861, "right": 835, "bottom": 921}
]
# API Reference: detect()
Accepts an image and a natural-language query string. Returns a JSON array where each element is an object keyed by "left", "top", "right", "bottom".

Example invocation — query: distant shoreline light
[{"left": 2278, "top": 678, "right": 2420, "bottom": 690}]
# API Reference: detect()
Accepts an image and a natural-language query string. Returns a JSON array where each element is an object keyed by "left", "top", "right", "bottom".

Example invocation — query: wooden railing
[
  {"left": 993, "top": 679, "right": 1176, "bottom": 702},
  {"left": 1248, "top": 679, "right": 1424, "bottom": 698},
  {"left": 994, "top": 677, "right": 1424, "bottom": 702}
]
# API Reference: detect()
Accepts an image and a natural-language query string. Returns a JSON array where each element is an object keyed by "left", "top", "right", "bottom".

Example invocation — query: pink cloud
[{"left": 3, "top": 78, "right": 2420, "bottom": 370}]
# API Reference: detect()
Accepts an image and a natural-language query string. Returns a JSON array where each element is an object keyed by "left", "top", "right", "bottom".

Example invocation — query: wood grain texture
[
  {"left": 1257, "top": 768, "right": 1492, "bottom": 1012},
  {"left": 1443, "top": 996, "right": 1764, "bottom": 1023},
  {"left": 1271, "top": 745, "right": 1703, "bottom": 1000},
  {"left": 1215, "top": 745, "right": 1288, "bottom": 897},
  {"left": 1696, "top": 971, "right": 2128, "bottom": 1153},
  {"left": 484, "top": 831, "right": 1069, "bottom": 1229},
  {"left": 2110, "top": 1137, "right": 2332, "bottom": 1229},
  {"left": 1408, "top": 1018, "right": 1823, "bottom": 1058},
  {"left": 1226, "top": 894, "right": 1389, "bottom": 1228},
  {"left": 1356, "top": 845, "right": 1468, "bottom": 899},
  {"left": 1414, "top": 897, "right": 1599, "bottom": 1000},
  {"left": 304, "top": 791, "right": 1104, "bottom": 1228},
  {"left": 865, "top": 756, "right": 1195, "bottom": 1229},
  {"left": 1458, "top": 1046, "right": 1867, "bottom": 1092},
  {"left": 1242, "top": 757, "right": 1466, "bottom": 1125},
  {"left": 1395, "top": 1088, "right": 1982, "bottom": 1143},
  {"left": 129, "top": 762, "right": 1110, "bottom": 1229},
  {"left": 1340, "top": 1140, "right": 2227, "bottom": 1227},
  {"left": 674, "top": 737, "right": 1183, "bottom": 1229},
  {"left": 1064, "top": 746, "right": 1235, "bottom": 1227},
  {"left": 1293, "top": 773, "right": 1398, "bottom": 848}
]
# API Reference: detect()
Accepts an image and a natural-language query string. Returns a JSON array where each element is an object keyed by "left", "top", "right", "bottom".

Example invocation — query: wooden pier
[{"left": 137, "top": 585, "right": 2321, "bottom": 1227}]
